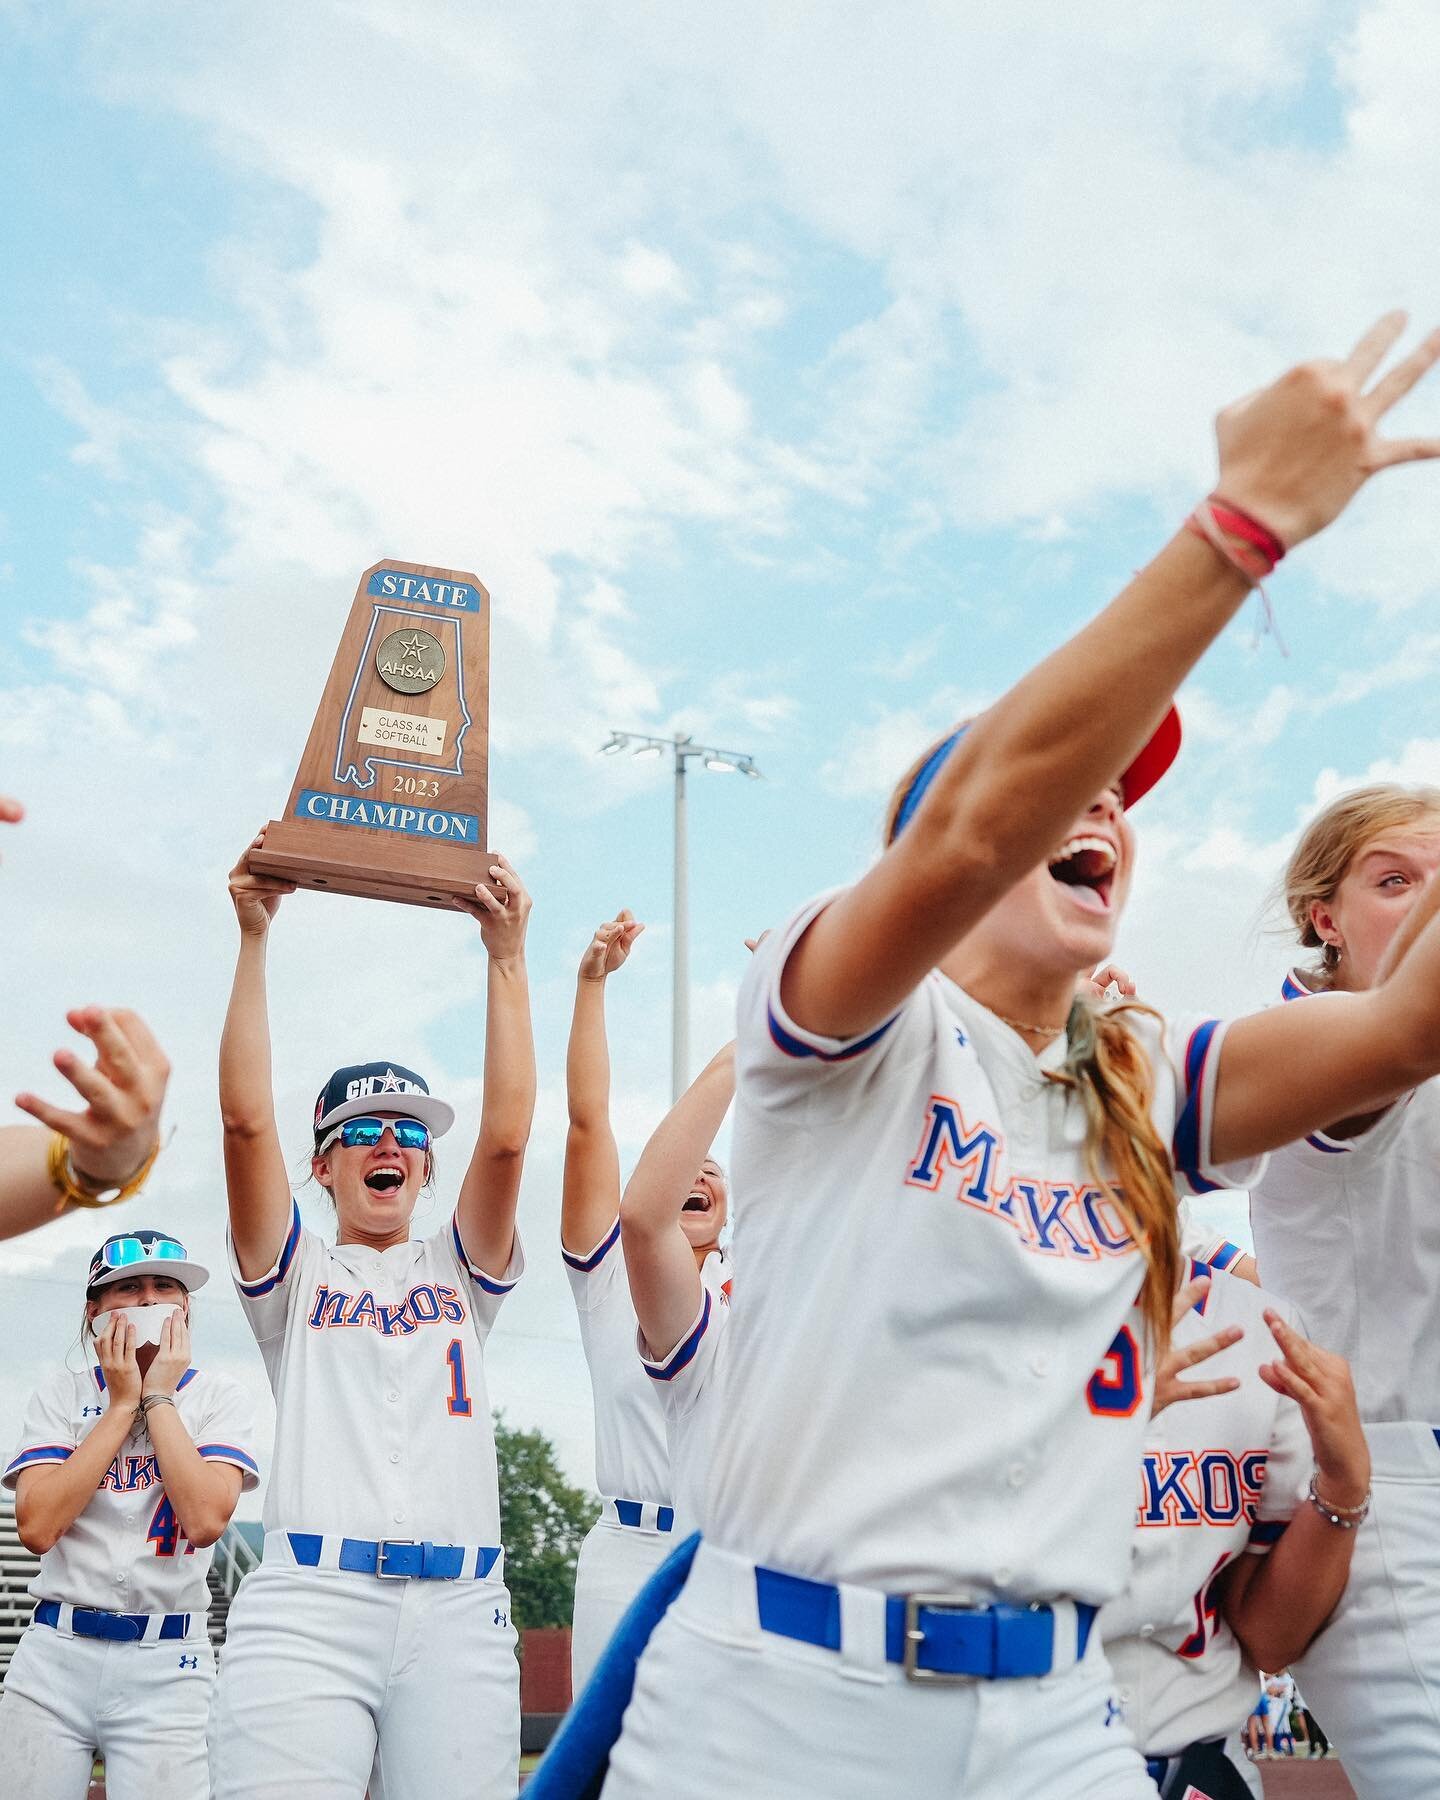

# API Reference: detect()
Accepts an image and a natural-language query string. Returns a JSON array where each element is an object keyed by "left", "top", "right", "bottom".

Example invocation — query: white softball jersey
[
  {"left": 1101, "top": 1272, "right": 1309, "bottom": 1759},
  {"left": 710, "top": 891, "right": 1265, "bottom": 1603},
  {"left": 1251, "top": 967, "right": 1440, "bottom": 1423},
  {"left": 230, "top": 1200, "right": 522, "bottom": 1544},
  {"left": 1249, "top": 969, "right": 1440, "bottom": 1796},
  {"left": 3, "top": 1365, "right": 259, "bottom": 1618},
  {"left": 637, "top": 1247, "right": 733, "bottom": 1530},
  {"left": 563, "top": 1220, "right": 673, "bottom": 1514}
]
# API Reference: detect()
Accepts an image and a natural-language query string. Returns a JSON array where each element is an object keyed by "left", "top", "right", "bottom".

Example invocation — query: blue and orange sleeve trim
[
  {"left": 452, "top": 1217, "right": 521, "bottom": 1295},
  {"left": 1247, "top": 1519, "right": 1289, "bottom": 1553},
  {"left": 5, "top": 1443, "right": 74, "bottom": 1475},
  {"left": 562, "top": 1217, "right": 621, "bottom": 1274},
  {"left": 236, "top": 1201, "right": 303, "bottom": 1298},
  {"left": 197, "top": 1443, "right": 260, "bottom": 1476},
  {"left": 766, "top": 1005, "right": 899, "bottom": 1063},
  {"left": 644, "top": 1290, "right": 712, "bottom": 1383},
  {"left": 1172, "top": 1018, "right": 1222, "bottom": 1192}
]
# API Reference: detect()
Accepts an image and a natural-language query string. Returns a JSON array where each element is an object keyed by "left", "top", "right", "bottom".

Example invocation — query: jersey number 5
[
  {"left": 445, "top": 1338, "right": 473, "bottom": 1418},
  {"left": 147, "top": 1495, "right": 196, "bottom": 1558},
  {"left": 1087, "top": 1324, "right": 1142, "bottom": 1417}
]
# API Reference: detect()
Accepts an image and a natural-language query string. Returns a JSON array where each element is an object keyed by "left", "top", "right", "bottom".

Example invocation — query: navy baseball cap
[
  {"left": 312, "top": 1062, "right": 455, "bottom": 1147},
  {"left": 88, "top": 1229, "right": 210, "bottom": 1294}
]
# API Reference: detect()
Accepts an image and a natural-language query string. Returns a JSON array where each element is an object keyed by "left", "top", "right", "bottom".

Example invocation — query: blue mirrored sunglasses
[
  {"left": 98, "top": 1236, "right": 188, "bottom": 1271},
  {"left": 319, "top": 1116, "right": 431, "bottom": 1155}
]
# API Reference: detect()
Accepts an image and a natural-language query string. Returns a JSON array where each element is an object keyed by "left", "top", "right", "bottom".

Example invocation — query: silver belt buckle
[
  {"left": 375, "top": 1538, "right": 415, "bottom": 1579},
  {"left": 902, "top": 1591, "right": 978, "bottom": 1685}
]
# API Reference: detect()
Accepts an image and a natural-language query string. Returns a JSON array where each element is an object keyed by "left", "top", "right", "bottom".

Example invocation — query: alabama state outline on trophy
[{"left": 249, "top": 559, "right": 493, "bottom": 910}]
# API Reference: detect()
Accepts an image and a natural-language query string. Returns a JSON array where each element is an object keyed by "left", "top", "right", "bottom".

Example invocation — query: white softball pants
[
  {"left": 1295, "top": 1420, "right": 1440, "bottom": 1800},
  {"left": 571, "top": 1517, "right": 678, "bottom": 1695},
  {"left": 207, "top": 1560, "right": 519, "bottom": 1799},
  {"left": 0, "top": 1620, "right": 213, "bottom": 1800},
  {"left": 601, "top": 1541, "right": 1157, "bottom": 1799}
]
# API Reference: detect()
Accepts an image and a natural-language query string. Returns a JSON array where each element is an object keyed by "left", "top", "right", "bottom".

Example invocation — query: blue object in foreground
[{"left": 526, "top": 1531, "right": 701, "bottom": 1800}]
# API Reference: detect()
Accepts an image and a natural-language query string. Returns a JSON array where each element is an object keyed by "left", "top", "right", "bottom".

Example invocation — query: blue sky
[{"left": 5, "top": 0, "right": 1440, "bottom": 1508}]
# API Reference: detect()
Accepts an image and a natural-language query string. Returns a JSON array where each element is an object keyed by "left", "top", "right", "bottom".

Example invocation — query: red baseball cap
[{"left": 891, "top": 705, "right": 1181, "bottom": 835}]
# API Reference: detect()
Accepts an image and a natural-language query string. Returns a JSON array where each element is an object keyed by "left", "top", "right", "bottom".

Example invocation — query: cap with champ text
[{"left": 312, "top": 1062, "right": 455, "bottom": 1146}]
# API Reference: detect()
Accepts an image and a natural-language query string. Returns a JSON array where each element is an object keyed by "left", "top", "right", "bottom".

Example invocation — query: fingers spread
[
  {"left": 82, "top": 1011, "right": 140, "bottom": 1084},
  {"left": 1361, "top": 325, "right": 1440, "bottom": 419},
  {"left": 1343, "top": 309, "right": 1409, "bottom": 383},
  {"left": 1169, "top": 1376, "right": 1242, "bottom": 1404},
  {"left": 53, "top": 1050, "right": 122, "bottom": 1120},
  {"left": 13, "top": 1093, "right": 90, "bottom": 1138},
  {"left": 1365, "top": 435, "right": 1440, "bottom": 471},
  {"left": 1171, "top": 1276, "right": 1210, "bottom": 1326},
  {"left": 1179, "top": 1324, "right": 1244, "bottom": 1368}
]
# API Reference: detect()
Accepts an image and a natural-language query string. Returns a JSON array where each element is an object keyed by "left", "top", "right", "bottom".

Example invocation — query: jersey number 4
[
  {"left": 147, "top": 1495, "right": 196, "bottom": 1558},
  {"left": 445, "top": 1338, "right": 472, "bottom": 1418}
]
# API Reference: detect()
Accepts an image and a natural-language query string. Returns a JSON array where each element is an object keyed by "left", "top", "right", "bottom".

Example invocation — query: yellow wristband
[{"left": 48, "top": 1133, "right": 162, "bottom": 1213}]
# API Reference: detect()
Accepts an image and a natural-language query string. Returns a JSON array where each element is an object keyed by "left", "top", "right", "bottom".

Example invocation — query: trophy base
[{"left": 249, "top": 820, "right": 498, "bottom": 912}]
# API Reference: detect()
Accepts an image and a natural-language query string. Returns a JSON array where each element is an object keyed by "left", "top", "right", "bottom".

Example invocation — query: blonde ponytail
[{"left": 1047, "top": 996, "right": 1180, "bottom": 1357}]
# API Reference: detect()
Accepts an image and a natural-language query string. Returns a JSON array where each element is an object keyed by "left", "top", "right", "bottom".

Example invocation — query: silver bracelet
[{"left": 1307, "top": 1473, "right": 1371, "bottom": 1529}]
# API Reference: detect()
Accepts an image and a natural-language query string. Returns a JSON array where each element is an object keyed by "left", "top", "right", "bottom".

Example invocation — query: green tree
[{"left": 495, "top": 1411, "right": 599, "bottom": 1631}]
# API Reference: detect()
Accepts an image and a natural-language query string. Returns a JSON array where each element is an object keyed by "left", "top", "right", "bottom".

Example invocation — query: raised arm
[
  {"left": 1210, "top": 889, "right": 1440, "bottom": 1165},
  {"left": 1217, "top": 1314, "right": 1368, "bottom": 1672},
  {"left": 621, "top": 1044, "right": 734, "bottom": 1361},
  {"left": 453, "top": 856, "right": 535, "bottom": 1275},
  {"left": 221, "top": 835, "right": 296, "bottom": 1281},
  {"left": 783, "top": 317, "right": 1440, "bottom": 1040},
  {"left": 5, "top": 1009, "right": 169, "bottom": 1240},
  {"left": 563, "top": 911, "right": 644, "bottom": 1258}
]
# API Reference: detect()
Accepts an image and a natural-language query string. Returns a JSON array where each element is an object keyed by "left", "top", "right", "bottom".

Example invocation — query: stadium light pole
[{"left": 600, "top": 730, "right": 762, "bottom": 1100}]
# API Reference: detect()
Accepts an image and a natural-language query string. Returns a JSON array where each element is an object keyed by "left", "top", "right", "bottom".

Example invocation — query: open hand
[
  {"left": 1153, "top": 1278, "right": 1244, "bottom": 1414},
  {"left": 230, "top": 833, "right": 295, "bottom": 937},
  {"left": 1216, "top": 312, "right": 1440, "bottom": 549},
  {"left": 15, "top": 1009, "right": 169, "bottom": 1189},
  {"left": 143, "top": 1307, "right": 192, "bottom": 1397},
  {"left": 96, "top": 1313, "right": 143, "bottom": 1412},
  {"left": 1260, "top": 1311, "right": 1370, "bottom": 1509},
  {"left": 579, "top": 910, "right": 644, "bottom": 981}
]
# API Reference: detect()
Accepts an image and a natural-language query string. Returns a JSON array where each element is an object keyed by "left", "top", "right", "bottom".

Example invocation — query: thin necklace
[{"left": 990, "top": 1008, "right": 1069, "bottom": 1039}]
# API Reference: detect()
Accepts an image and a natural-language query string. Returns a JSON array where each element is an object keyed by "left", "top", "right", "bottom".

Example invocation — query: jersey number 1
[{"left": 445, "top": 1338, "right": 473, "bottom": 1417}]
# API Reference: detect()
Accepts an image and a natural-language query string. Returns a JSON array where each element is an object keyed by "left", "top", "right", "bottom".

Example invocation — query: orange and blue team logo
[{"left": 904, "top": 1095, "right": 1137, "bottom": 1260}]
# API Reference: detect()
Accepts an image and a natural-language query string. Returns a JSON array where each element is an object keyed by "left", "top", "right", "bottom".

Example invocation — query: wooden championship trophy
[{"left": 248, "top": 559, "right": 493, "bottom": 910}]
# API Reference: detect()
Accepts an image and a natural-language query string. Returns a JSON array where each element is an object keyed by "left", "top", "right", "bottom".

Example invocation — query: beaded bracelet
[{"left": 1307, "top": 1473, "right": 1371, "bottom": 1529}]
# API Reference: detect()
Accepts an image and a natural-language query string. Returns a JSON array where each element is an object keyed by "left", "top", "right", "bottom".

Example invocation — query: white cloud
[
  {"left": 820, "top": 691, "right": 984, "bottom": 800},
  {"left": 12, "top": 0, "right": 1440, "bottom": 1498}
]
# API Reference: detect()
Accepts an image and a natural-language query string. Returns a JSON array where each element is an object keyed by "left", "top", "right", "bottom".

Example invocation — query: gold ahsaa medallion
[{"left": 376, "top": 628, "right": 446, "bottom": 695}]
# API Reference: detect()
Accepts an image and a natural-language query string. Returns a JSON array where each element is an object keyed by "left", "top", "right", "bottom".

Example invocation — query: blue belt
[
  {"left": 34, "top": 1600, "right": 192, "bottom": 1642},
  {"left": 614, "top": 1500, "right": 675, "bottom": 1532},
  {"left": 753, "top": 1566, "right": 1097, "bottom": 1681},
  {"left": 286, "top": 1533, "right": 501, "bottom": 1580}
]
